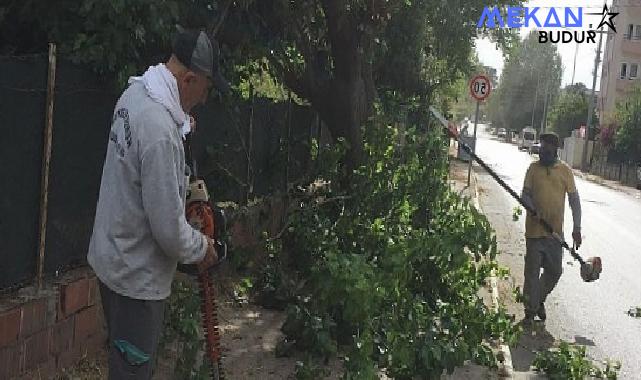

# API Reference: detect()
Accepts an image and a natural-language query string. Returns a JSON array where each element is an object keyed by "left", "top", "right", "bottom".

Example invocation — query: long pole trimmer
[{"left": 429, "top": 106, "right": 601, "bottom": 282}]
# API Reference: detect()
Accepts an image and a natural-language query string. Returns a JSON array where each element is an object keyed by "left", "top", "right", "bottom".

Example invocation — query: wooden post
[
  {"left": 247, "top": 82, "right": 254, "bottom": 202},
  {"left": 37, "top": 43, "right": 57, "bottom": 289},
  {"left": 285, "top": 91, "right": 292, "bottom": 192}
]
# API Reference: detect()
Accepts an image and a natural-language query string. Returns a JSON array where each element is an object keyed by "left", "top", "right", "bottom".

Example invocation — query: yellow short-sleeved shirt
[{"left": 523, "top": 160, "right": 577, "bottom": 238}]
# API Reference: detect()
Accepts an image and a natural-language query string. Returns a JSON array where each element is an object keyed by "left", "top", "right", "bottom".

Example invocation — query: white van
[{"left": 519, "top": 127, "right": 537, "bottom": 151}]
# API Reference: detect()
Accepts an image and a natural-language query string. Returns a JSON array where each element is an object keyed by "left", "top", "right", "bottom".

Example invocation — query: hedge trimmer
[
  {"left": 179, "top": 132, "right": 229, "bottom": 380},
  {"left": 429, "top": 106, "right": 601, "bottom": 283}
]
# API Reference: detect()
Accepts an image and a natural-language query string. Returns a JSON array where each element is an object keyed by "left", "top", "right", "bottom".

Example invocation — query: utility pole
[
  {"left": 581, "top": 29, "right": 604, "bottom": 172},
  {"left": 540, "top": 77, "right": 550, "bottom": 135},
  {"left": 531, "top": 75, "right": 540, "bottom": 128},
  {"left": 571, "top": 43, "right": 579, "bottom": 86}
]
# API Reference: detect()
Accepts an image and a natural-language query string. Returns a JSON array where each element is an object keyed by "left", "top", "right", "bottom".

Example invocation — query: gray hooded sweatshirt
[{"left": 88, "top": 81, "right": 207, "bottom": 300}]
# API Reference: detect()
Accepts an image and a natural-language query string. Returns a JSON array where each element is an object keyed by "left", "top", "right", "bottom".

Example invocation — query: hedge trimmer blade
[
  {"left": 183, "top": 131, "right": 230, "bottom": 379},
  {"left": 186, "top": 199, "right": 225, "bottom": 380},
  {"left": 198, "top": 270, "right": 224, "bottom": 380}
]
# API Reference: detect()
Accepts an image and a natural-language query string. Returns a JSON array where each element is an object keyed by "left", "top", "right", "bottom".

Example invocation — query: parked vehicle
[
  {"left": 497, "top": 128, "right": 506, "bottom": 138},
  {"left": 529, "top": 141, "right": 541, "bottom": 155},
  {"left": 519, "top": 127, "right": 537, "bottom": 151}
]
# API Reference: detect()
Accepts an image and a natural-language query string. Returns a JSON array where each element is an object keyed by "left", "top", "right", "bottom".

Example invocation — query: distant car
[
  {"left": 519, "top": 127, "right": 537, "bottom": 151},
  {"left": 529, "top": 142, "right": 540, "bottom": 155},
  {"left": 497, "top": 128, "right": 506, "bottom": 138}
]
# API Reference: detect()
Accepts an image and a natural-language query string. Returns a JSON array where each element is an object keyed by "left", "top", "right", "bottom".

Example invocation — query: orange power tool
[{"left": 180, "top": 132, "right": 228, "bottom": 380}]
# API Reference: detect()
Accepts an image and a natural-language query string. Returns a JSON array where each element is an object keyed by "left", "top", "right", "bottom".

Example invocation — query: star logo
[{"left": 587, "top": 4, "right": 619, "bottom": 33}]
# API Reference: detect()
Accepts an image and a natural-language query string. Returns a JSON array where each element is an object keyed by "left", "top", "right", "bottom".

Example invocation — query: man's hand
[
  {"left": 572, "top": 230, "right": 582, "bottom": 249},
  {"left": 197, "top": 236, "right": 218, "bottom": 273}
]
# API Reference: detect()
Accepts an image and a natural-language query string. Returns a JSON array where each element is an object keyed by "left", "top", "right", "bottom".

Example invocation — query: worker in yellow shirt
[{"left": 521, "top": 132, "right": 582, "bottom": 325}]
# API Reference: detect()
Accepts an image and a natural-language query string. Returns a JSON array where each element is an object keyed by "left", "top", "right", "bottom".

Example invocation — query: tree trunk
[{"left": 308, "top": 0, "right": 376, "bottom": 169}]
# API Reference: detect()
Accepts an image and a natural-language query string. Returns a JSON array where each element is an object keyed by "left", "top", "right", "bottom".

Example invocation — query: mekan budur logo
[{"left": 478, "top": 5, "right": 619, "bottom": 43}]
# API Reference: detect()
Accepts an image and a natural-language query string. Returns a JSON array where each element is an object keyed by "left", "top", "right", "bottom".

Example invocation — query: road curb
[{"left": 472, "top": 169, "right": 514, "bottom": 378}]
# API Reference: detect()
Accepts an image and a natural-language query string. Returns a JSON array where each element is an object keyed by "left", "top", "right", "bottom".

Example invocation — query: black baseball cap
[
  {"left": 540, "top": 132, "right": 560, "bottom": 147},
  {"left": 172, "top": 25, "right": 230, "bottom": 93}
]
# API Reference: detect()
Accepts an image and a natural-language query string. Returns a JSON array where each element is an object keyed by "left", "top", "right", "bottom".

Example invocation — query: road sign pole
[
  {"left": 467, "top": 74, "right": 491, "bottom": 186},
  {"left": 581, "top": 29, "right": 604, "bottom": 173},
  {"left": 468, "top": 100, "right": 480, "bottom": 186}
]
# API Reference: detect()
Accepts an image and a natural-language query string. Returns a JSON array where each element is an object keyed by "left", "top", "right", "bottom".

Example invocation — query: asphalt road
[{"left": 470, "top": 126, "right": 641, "bottom": 379}]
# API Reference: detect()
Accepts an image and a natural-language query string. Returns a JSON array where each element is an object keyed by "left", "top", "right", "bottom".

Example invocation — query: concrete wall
[{"left": 559, "top": 136, "right": 594, "bottom": 169}]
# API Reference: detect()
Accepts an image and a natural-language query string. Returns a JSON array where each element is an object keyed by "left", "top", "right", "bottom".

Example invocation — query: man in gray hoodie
[{"left": 87, "top": 27, "right": 229, "bottom": 379}]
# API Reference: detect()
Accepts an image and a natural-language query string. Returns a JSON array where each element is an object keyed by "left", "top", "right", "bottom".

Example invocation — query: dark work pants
[
  {"left": 523, "top": 237, "right": 563, "bottom": 317},
  {"left": 99, "top": 280, "right": 165, "bottom": 380}
]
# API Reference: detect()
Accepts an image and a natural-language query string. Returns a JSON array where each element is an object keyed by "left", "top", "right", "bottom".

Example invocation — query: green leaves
[
  {"left": 160, "top": 279, "right": 211, "bottom": 380},
  {"left": 489, "top": 30, "right": 562, "bottom": 133},
  {"left": 512, "top": 206, "right": 522, "bottom": 221},
  {"left": 533, "top": 341, "right": 621, "bottom": 380},
  {"left": 259, "top": 101, "right": 517, "bottom": 378},
  {"left": 614, "top": 87, "right": 641, "bottom": 162},
  {"left": 548, "top": 87, "right": 596, "bottom": 139}
]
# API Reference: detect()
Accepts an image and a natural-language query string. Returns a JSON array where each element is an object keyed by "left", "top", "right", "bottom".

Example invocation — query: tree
[
  {"left": 614, "top": 87, "right": 641, "bottom": 162},
  {"left": 492, "top": 31, "right": 562, "bottom": 133},
  {"left": 222, "top": 0, "right": 520, "bottom": 169},
  {"left": 548, "top": 83, "right": 598, "bottom": 139},
  {"left": 0, "top": 0, "right": 227, "bottom": 85},
  {"left": 2, "top": 0, "right": 521, "bottom": 169}
]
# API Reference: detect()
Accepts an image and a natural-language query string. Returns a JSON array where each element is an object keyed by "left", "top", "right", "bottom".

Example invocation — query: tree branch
[
  {"left": 265, "top": 53, "right": 312, "bottom": 101},
  {"left": 209, "top": 0, "right": 234, "bottom": 37}
]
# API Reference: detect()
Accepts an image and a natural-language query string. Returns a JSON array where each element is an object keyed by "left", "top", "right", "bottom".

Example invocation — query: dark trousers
[
  {"left": 523, "top": 237, "right": 563, "bottom": 317},
  {"left": 99, "top": 280, "right": 165, "bottom": 380}
]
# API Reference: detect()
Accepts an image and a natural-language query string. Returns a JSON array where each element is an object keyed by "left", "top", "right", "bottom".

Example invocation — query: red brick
[
  {"left": 56, "top": 344, "right": 83, "bottom": 370},
  {"left": 78, "top": 333, "right": 105, "bottom": 359},
  {"left": 0, "top": 344, "right": 22, "bottom": 378},
  {"left": 23, "top": 328, "right": 50, "bottom": 370},
  {"left": 20, "top": 298, "right": 48, "bottom": 338},
  {"left": 87, "top": 277, "right": 98, "bottom": 307},
  {"left": 59, "top": 278, "right": 90, "bottom": 318},
  {"left": 51, "top": 317, "right": 74, "bottom": 355},
  {"left": 18, "top": 358, "right": 56, "bottom": 380},
  {"left": 74, "top": 306, "right": 98, "bottom": 342},
  {"left": 0, "top": 308, "right": 21, "bottom": 346}
]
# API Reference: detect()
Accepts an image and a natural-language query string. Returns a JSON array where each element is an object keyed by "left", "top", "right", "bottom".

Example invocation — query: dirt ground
[{"left": 40, "top": 294, "right": 345, "bottom": 380}]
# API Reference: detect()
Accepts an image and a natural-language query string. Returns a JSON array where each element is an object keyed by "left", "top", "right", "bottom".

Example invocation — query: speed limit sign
[{"left": 470, "top": 75, "right": 491, "bottom": 101}]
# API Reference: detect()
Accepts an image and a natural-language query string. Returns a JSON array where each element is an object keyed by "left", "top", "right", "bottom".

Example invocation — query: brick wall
[{"left": 0, "top": 269, "right": 105, "bottom": 379}]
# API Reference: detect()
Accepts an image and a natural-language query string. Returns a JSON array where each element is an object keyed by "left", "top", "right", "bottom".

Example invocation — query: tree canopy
[
  {"left": 548, "top": 83, "right": 598, "bottom": 139},
  {"left": 488, "top": 30, "right": 562, "bottom": 132},
  {"left": 614, "top": 87, "right": 641, "bottom": 162},
  {"left": 1, "top": 0, "right": 520, "bottom": 167}
]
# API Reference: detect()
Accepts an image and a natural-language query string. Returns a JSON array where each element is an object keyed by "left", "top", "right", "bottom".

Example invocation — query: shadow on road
[
  {"left": 510, "top": 321, "right": 555, "bottom": 372},
  {"left": 574, "top": 335, "right": 596, "bottom": 346}
]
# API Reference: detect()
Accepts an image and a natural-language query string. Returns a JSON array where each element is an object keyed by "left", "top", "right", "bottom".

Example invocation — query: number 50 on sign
[{"left": 470, "top": 75, "right": 491, "bottom": 101}]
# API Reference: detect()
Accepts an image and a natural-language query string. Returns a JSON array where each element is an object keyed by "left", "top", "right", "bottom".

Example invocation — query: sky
[{"left": 475, "top": 0, "right": 614, "bottom": 90}]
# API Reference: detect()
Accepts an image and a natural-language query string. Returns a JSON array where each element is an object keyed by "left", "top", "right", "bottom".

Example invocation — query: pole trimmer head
[
  {"left": 580, "top": 256, "right": 602, "bottom": 282},
  {"left": 563, "top": 240, "right": 602, "bottom": 283}
]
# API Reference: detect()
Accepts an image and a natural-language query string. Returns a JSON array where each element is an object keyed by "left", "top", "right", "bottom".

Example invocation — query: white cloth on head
[{"left": 128, "top": 64, "right": 191, "bottom": 138}]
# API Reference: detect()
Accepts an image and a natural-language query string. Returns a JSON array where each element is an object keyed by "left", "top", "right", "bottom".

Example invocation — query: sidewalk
[
  {"left": 450, "top": 157, "right": 550, "bottom": 379},
  {"left": 444, "top": 158, "right": 502, "bottom": 379},
  {"left": 573, "top": 169, "right": 641, "bottom": 199}
]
